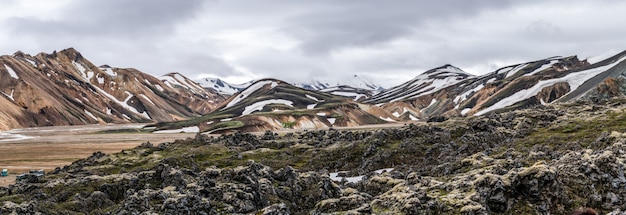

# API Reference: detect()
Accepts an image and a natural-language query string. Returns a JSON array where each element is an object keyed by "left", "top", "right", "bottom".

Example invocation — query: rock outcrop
[{"left": 5, "top": 99, "right": 626, "bottom": 213}]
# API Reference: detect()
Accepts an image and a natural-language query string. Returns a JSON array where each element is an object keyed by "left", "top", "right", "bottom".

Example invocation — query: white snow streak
[
  {"left": 3, "top": 64, "right": 18, "bottom": 79},
  {"left": 476, "top": 57, "right": 626, "bottom": 116},
  {"left": 305, "top": 94, "right": 320, "bottom": 102},
  {"left": 242, "top": 99, "right": 293, "bottom": 116},
  {"left": 328, "top": 118, "right": 336, "bottom": 124},
  {"left": 85, "top": 110, "right": 98, "bottom": 121},
  {"left": 461, "top": 108, "right": 472, "bottom": 116},
  {"left": 153, "top": 126, "right": 200, "bottom": 134},
  {"left": 379, "top": 117, "right": 395, "bottom": 122},
  {"left": 524, "top": 61, "right": 557, "bottom": 77},
  {"left": 224, "top": 80, "right": 277, "bottom": 109}
]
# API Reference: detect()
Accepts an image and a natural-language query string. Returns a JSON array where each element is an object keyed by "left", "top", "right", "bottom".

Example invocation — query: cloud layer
[{"left": 1, "top": 0, "right": 625, "bottom": 87}]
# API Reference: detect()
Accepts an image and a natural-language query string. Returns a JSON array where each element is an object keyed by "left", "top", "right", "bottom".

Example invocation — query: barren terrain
[{"left": 0, "top": 124, "right": 195, "bottom": 186}]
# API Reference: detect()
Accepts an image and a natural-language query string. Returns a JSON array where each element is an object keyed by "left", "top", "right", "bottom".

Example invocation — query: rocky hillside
[
  {"left": 4, "top": 99, "right": 626, "bottom": 214},
  {"left": 196, "top": 77, "right": 253, "bottom": 95},
  {"left": 151, "top": 79, "right": 395, "bottom": 133},
  {"left": 366, "top": 51, "right": 626, "bottom": 120},
  {"left": 0, "top": 48, "right": 226, "bottom": 130}
]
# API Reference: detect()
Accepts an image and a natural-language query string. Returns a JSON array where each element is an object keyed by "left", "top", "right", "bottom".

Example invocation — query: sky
[{"left": 0, "top": 0, "right": 625, "bottom": 88}]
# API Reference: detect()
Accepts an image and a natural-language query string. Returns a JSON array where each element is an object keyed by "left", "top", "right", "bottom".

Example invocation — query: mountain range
[
  {"left": 153, "top": 50, "right": 626, "bottom": 133},
  {"left": 197, "top": 75, "right": 384, "bottom": 101},
  {"left": 2, "top": 47, "right": 626, "bottom": 133}
]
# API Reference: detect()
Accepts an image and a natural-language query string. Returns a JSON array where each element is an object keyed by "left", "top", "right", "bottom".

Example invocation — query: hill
[{"left": 151, "top": 79, "right": 395, "bottom": 133}]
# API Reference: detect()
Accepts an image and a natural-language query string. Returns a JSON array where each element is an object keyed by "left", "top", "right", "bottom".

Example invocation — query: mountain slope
[
  {"left": 0, "top": 48, "right": 226, "bottom": 130},
  {"left": 365, "top": 64, "right": 472, "bottom": 104},
  {"left": 367, "top": 52, "right": 626, "bottom": 119},
  {"left": 152, "top": 79, "right": 395, "bottom": 133}
]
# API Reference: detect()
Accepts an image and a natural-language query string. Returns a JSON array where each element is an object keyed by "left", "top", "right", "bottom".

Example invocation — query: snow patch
[
  {"left": 221, "top": 118, "right": 233, "bottom": 122},
  {"left": 317, "top": 112, "right": 327, "bottom": 116},
  {"left": 101, "top": 67, "right": 116, "bottom": 76},
  {"left": 224, "top": 80, "right": 277, "bottom": 109},
  {"left": 524, "top": 60, "right": 557, "bottom": 76},
  {"left": 379, "top": 117, "right": 395, "bottom": 122},
  {"left": 392, "top": 112, "right": 401, "bottom": 117},
  {"left": 505, "top": 64, "right": 528, "bottom": 78},
  {"left": 242, "top": 99, "right": 294, "bottom": 116},
  {"left": 96, "top": 75, "right": 105, "bottom": 85},
  {"left": 307, "top": 103, "right": 317, "bottom": 109},
  {"left": 85, "top": 110, "right": 98, "bottom": 121},
  {"left": 0, "top": 131, "right": 34, "bottom": 142},
  {"left": 23, "top": 58, "right": 37, "bottom": 67},
  {"left": 375, "top": 168, "right": 394, "bottom": 174},
  {"left": 409, "top": 115, "right": 419, "bottom": 121},
  {"left": 1, "top": 89, "right": 15, "bottom": 101},
  {"left": 454, "top": 84, "right": 484, "bottom": 104},
  {"left": 153, "top": 126, "right": 200, "bottom": 134},
  {"left": 328, "top": 118, "right": 336, "bottom": 124},
  {"left": 139, "top": 94, "right": 155, "bottom": 105},
  {"left": 329, "top": 172, "right": 364, "bottom": 184},
  {"left": 476, "top": 57, "right": 626, "bottom": 116},
  {"left": 461, "top": 108, "right": 472, "bottom": 116},
  {"left": 3, "top": 64, "right": 18, "bottom": 79},
  {"left": 330, "top": 91, "right": 367, "bottom": 101},
  {"left": 305, "top": 94, "right": 320, "bottom": 102}
]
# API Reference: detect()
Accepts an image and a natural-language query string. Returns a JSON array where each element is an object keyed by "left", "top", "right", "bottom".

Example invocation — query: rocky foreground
[{"left": 4, "top": 100, "right": 626, "bottom": 214}]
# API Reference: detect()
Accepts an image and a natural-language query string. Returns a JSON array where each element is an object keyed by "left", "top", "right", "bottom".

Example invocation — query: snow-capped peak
[{"left": 196, "top": 77, "right": 253, "bottom": 95}]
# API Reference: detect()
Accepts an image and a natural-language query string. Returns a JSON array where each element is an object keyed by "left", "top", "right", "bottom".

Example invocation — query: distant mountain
[
  {"left": 196, "top": 77, "right": 253, "bottom": 95},
  {"left": 152, "top": 79, "right": 396, "bottom": 133},
  {"left": 0, "top": 48, "right": 226, "bottom": 131},
  {"left": 157, "top": 50, "right": 626, "bottom": 133},
  {"left": 197, "top": 74, "right": 384, "bottom": 103},
  {"left": 366, "top": 52, "right": 626, "bottom": 119}
]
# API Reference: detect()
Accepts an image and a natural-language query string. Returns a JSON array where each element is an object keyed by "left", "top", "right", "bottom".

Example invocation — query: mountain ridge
[{"left": 0, "top": 48, "right": 226, "bottom": 131}]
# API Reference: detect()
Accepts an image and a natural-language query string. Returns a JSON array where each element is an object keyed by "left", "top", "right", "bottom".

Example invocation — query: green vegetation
[{"left": 282, "top": 121, "right": 296, "bottom": 129}]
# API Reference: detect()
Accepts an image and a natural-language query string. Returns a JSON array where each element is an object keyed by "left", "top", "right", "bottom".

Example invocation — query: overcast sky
[{"left": 1, "top": 0, "right": 625, "bottom": 87}]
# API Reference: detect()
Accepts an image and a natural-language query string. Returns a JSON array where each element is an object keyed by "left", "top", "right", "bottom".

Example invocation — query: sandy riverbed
[{"left": 0, "top": 124, "right": 196, "bottom": 186}]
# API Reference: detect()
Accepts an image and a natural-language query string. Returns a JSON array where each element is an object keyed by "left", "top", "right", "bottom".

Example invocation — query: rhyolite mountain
[
  {"left": 197, "top": 74, "right": 384, "bottom": 101},
  {"left": 366, "top": 51, "right": 626, "bottom": 120},
  {"left": 151, "top": 79, "right": 396, "bottom": 133},
  {"left": 0, "top": 48, "right": 226, "bottom": 131},
  {"left": 157, "top": 50, "right": 626, "bottom": 133},
  {"left": 196, "top": 77, "right": 253, "bottom": 95}
]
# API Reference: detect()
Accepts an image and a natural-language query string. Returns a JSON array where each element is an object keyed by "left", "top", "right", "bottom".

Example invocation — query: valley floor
[{"left": 0, "top": 124, "right": 195, "bottom": 186}]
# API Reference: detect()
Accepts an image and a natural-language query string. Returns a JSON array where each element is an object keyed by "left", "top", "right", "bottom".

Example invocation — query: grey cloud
[
  {"left": 282, "top": 0, "right": 518, "bottom": 55},
  {"left": 8, "top": 0, "right": 206, "bottom": 37}
]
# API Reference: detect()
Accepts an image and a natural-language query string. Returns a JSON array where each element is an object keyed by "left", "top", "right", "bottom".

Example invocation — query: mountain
[
  {"left": 0, "top": 48, "right": 226, "bottom": 131},
  {"left": 292, "top": 74, "right": 385, "bottom": 100},
  {"left": 366, "top": 52, "right": 626, "bottom": 119},
  {"left": 197, "top": 74, "right": 384, "bottom": 100},
  {"left": 151, "top": 79, "right": 396, "bottom": 133},
  {"left": 196, "top": 77, "right": 253, "bottom": 95}
]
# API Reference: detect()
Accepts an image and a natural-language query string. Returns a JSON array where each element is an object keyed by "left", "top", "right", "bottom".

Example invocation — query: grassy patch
[{"left": 205, "top": 121, "right": 245, "bottom": 133}]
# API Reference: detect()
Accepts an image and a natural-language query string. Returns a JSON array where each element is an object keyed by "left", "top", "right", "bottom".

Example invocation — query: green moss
[
  {"left": 206, "top": 121, "right": 245, "bottom": 133},
  {"left": 0, "top": 195, "right": 26, "bottom": 204},
  {"left": 282, "top": 121, "right": 296, "bottom": 129}
]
